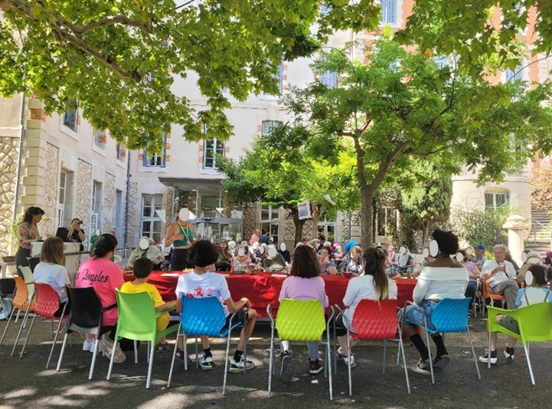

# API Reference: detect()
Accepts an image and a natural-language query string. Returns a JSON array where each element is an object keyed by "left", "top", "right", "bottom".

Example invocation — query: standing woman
[
  {"left": 15, "top": 206, "right": 44, "bottom": 277},
  {"left": 68, "top": 218, "right": 86, "bottom": 251},
  {"left": 164, "top": 208, "right": 195, "bottom": 270}
]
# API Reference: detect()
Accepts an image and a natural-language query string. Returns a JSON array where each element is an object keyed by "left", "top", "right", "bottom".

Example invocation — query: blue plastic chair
[
  {"left": 166, "top": 296, "right": 246, "bottom": 395},
  {"left": 400, "top": 297, "right": 481, "bottom": 384}
]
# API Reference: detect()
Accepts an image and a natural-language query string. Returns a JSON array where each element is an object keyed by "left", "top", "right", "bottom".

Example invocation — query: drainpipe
[
  {"left": 13, "top": 93, "right": 26, "bottom": 223},
  {"left": 124, "top": 151, "right": 131, "bottom": 249}
]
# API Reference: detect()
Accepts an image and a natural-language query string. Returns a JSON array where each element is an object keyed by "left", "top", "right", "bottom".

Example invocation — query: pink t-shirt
[
  {"left": 74, "top": 257, "right": 125, "bottom": 326},
  {"left": 278, "top": 276, "right": 329, "bottom": 308}
]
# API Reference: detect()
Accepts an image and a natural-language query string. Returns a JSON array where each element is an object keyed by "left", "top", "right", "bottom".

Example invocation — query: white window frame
[
  {"left": 57, "top": 171, "right": 67, "bottom": 230},
  {"left": 140, "top": 194, "right": 164, "bottom": 244},
  {"left": 261, "top": 120, "right": 283, "bottom": 137},
  {"left": 380, "top": 0, "right": 397, "bottom": 25},
  {"left": 143, "top": 133, "right": 167, "bottom": 168},
  {"left": 63, "top": 101, "right": 78, "bottom": 132},
  {"left": 485, "top": 188, "right": 510, "bottom": 211},
  {"left": 203, "top": 138, "right": 225, "bottom": 169}
]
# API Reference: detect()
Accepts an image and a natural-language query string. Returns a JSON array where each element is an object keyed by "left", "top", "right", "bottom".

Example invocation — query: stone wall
[
  {"left": 242, "top": 205, "right": 255, "bottom": 243},
  {"left": 0, "top": 137, "right": 19, "bottom": 252},
  {"left": 75, "top": 159, "right": 92, "bottom": 232},
  {"left": 126, "top": 181, "right": 138, "bottom": 244},
  {"left": 102, "top": 173, "right": 115, "bottom": 234},
  {"left": 40, "top": 143, "right": 59, "bottom": 236}
]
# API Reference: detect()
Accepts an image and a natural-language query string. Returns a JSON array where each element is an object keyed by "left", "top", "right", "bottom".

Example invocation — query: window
[
  {"left": 57, "top": 171, "right": 66, "bottom": 229},
  {"left": 319, "top": 54, "right": 338, "bottom": 88},
  {"left": 434, "top": 56, "right": 449, "bottom": 69},
  {"left": 261, "top": 120, "right": 283, "bottom": 137},
  {"left": 485, "top": 188, "right": 510, "bottom": 211},
  {"left": 94, "top": 130, "right": 106, "bottom": 149},
  {"left": 380, "top": 0, "right": 397, "bottom": 25},
  {"left": 263, "top": 61, "right": 284, "bottom": 96},
  {"left": 321, "top": 3, "right": 332, "bottom": 16},
  {"left": 203, "top": 138, "right": 225, "bottom": 169},
  {"left": 377, "top": 206, "right": 397, "bottom": 236},
  {"left": 505, "top": 65, "right": 524, "bottom": 83},
  {"left": 116, "top": 143, "right": 125, "bottom": 161},
  {"left": 143, "top": 133, "right": 167, "bottom": 167},
  {"left": 141, "top": 194, "right": 163, "bottom": 244},
  {"left": 91, "top": 181, "right": 102, "bottom": 232},
  {"left": 261, "top": 205, "right": 280, "bottom": 244},
  {"left": 63, "top": 100, "right": 78, "bottom": 132}
]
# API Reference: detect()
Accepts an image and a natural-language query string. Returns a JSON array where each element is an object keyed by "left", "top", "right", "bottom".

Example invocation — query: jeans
[{"left": 280, "top": 340, "right": 319, "bottom": 359}]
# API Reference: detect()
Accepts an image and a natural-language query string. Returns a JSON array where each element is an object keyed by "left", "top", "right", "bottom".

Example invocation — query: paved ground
[{"left": 0, "top": 314, "right": 550, "bottom": 409}]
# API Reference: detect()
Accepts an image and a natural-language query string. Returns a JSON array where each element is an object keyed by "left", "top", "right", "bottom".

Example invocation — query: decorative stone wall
[
  {"left": 40, "top": 143, "right": 59, "bottom": 236},
  {"left": 126, "top": 181, "right": 138, "bottom": 244},
  {"left": 242, "top": 205, "right": 256, "bottom": 242},
  {"left": 166, "top": 187, "right": 173, "bottom": 223},
  {"left": 340, "top": 211, "right": 362, "bottom": 243},
  {"left": 102, "top": 173, "right": 115, "bottom": 234},
  {"left": 0, "top": 137, "right": 19, "bottom": 252},
  {"left": 75, "top": 160, "right": 92, "bottom": 232}
]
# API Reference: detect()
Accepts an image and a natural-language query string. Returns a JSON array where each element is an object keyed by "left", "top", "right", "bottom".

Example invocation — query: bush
[
  {"left": 452, "top": 205, "right": 510, "bottom": 250},
  {"left": 531, "top": 166, "right": 552, "bottom": 211}
]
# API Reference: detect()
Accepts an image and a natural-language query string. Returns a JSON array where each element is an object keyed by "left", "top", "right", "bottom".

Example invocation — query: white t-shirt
[
  {"left": 342, "top": 276, "right": 398, "bottom": 331},
  {"left": 516, "top": 287, "right": 552, "bottom": 307},
  {"left": 175, "top": 271, "right": 231, "bottom": 317},
  {"left": 33, "top": 262, "right": 71, "bottom": 303},
  {"left": 481, "top": 259, "right": 516, "bottom": 283}
]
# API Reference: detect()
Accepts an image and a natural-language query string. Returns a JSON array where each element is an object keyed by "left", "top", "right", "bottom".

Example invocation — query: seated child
[
  {"left": 484, "top": 264, "right": 552, "bottom": 363},
  {"left": 175, "top": 240, "right": 257, "bottom": 372},
  {"left": 121, "top": 257, "right": 176, "bottom": 351},
  {"left": 33, "top": 237, "right": 71, "bottom": 317}
]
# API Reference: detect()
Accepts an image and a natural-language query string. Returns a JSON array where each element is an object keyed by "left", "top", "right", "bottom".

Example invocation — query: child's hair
[
  {"left": 290, "top": 245, "right": 320, "bottom": 278},
  {"left": 432, "top": 229, "right": 459, "bottom": 256},
  {"left": 363, "top": 248, "right": 389, "bottom": 300},
  {"left": 133, "top": 257, "right": 153, "bottom": 278},
  {"left": 40, "top": 236, "right": 64, "bottom": 265},
  {"left": 189, "top": 240, "right": 219, "bottom": 267},
  {"left": 529, "top": 265, "right": 550, "bottom": 286},
  {"left": 92, "top": 234, "right": 118, "bottom": 258}
]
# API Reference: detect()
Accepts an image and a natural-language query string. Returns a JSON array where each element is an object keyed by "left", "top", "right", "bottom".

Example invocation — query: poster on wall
[{"left": 298, "top": 200, "right": 311, "bottom": 220}]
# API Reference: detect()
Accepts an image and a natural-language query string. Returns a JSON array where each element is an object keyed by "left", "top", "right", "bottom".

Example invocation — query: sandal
[
  {"left": 433, "top": 355, "right": 450, "bottom": 369},
  {"left": 156, "top": 342, "right": 171, "bottom": 352},
  {"left": 175, "top": 348, "right": 192, "bottom": 365}
]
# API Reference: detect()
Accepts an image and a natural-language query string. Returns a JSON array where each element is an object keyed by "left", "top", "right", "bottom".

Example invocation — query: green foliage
[
  {"left": 531, "top": 166, "right": 552, "bottom": 211},
  {"left": 0, "top": 0, "right": 382, "bottom": 151},
  {"left": 452, "top": 205, "right": 511, "bottom": 250}
]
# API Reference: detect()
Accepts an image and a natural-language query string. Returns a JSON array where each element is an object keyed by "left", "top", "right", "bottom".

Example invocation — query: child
[
  {"left": 175, "top": 240, "right": 257, "bottom": 372},
  {"left": 279, "top": 245, "right": 329, "bottom": 382},
  {"left": 482, "top": 264, "right": 552, "bottom": 363},
  {"left": 121, "top": 257, "right": 176, "bottom": 351},
  {"left": 33, "top": 237, "right": 71, "bottom": 317}
]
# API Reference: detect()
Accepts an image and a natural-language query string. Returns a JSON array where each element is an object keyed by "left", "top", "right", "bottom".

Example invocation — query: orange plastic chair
[
  {"left": 482, "top": 280, "right": 506, "bottom": 316},
  {"left": 0, "top": 276, "right": 35, "bottom": 347}
]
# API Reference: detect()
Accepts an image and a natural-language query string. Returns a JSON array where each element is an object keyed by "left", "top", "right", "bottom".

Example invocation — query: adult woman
[
  {"left": 400, "top": 229, "right": 468, "bottom": 371},
  {"left": 394, "top": 246, "right": 415, "bottom": 276},
  {"left": 319, "top": 246, "right": 337, "bottom": 275},
  {"left": 68, "top": 218, "right": 86, "bottom": 251},
  {"left": 126, "top": 237, "right": 165, "bottom": 270},
  {"left": 216, "top": 239, "right": 234, "bottom": 271},
  {"left": 33, "top": 237, "right": 71, "bottom": 317},
  {"left": 233, "top": 244, "right": 252, "bottom": 272},
  {"left": 335, "top": 247, "right": 398, "bottom": 367},
  {"left": 250, "top": 229, "right": 260, "bottom": 245},
  {"left": 458, "top": 249, "right": 480, "bottom": 309},
  {"left": 339, "top": 245, "right": 363, "bottom": 276},
  {"left": 262, "top": 244, "right": 287, "bottom": 272},
  {"left": 279, "top": 244, "right": 329, "bottom": 379},
  {"left": 15, "top": 206, "right": 44, "bottom": 277},
  {"left": 164, "top": 208, "right": 195, "bottom": 270},
  {"left": 74, "top": 234, "right": 126, "bottom": 361},
  {"left": 278, "top": 243, "right": 291, "bottom": 263}
]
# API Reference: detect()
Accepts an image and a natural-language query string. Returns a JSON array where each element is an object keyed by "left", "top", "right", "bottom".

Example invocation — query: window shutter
[
  {"left": 278, "top": 62, "right": 284, "bottom": 93},
  {"left": 388, "top": 0, "right": 396, "bottom": 24}
]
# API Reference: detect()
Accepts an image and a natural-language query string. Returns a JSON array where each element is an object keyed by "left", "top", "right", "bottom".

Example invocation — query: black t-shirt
[{"left": 70, "top": 229, "right": 85, "bottom": 252}]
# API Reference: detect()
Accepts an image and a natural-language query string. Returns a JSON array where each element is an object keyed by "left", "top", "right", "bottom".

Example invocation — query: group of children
[{"left": 30, "top": 233, "right": 552, "bottom": 380}]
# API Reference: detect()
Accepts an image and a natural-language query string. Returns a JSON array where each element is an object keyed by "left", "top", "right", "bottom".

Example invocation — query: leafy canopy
[{"left": 0, "top": 0, "right": 381, "bottom": 151}]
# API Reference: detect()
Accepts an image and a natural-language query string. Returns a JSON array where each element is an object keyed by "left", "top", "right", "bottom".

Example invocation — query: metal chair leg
[
  {"left": 466, "top": 326, "right": 481, "bottom": 380},
  {"left": 167, "top": 326, "right": 181, "bottom": 388},
  {"left": 106, "top": 339, "right": 118, "bottom": 380},
  {"left": 383, "top": 339, "right": 387, "bottom": 373},
  {"left": 327, "top": 326, "right": 333, "bottom": 401},
  {"left": 11, "top": 308, "right": 31, "bottom": 356},
  {"left": 222, "top": 328, "right": 232, "bottom": 395},
  {"left": 0, "top": 306, "right": 17, "bottom": 345},
  {"left": 146, "top": 342, "right": 155, "bottom": 389},
  {"left": 268, "top": 323, "right": 275, "bottom": 397},
  {"left": 46, "top": 312, "right": 67, "bottom": 369},
  {"left": 56, "top": 333, "right": 69, "bottom": 372},
  {"left": 18, "top": 312, "right": 36, "bottom": 358},
  {"left": 89, "top": 336, "right": 100, "bottom": 380},
  {"left": 399, "top": 337, "right": 411, "bottom": 394},
  {"left": 346, "top": 329, "right": 352, "bottom": 396},
  {"left": 524, "top": 343, "right": 535, "bottom": 385}
]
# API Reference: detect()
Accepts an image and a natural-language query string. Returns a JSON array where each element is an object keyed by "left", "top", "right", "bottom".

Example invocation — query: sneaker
[
  {"left": 479, "top": 350, "right": 498, "bottom": 364},
  {"left": 309, "top": 358, "right": 323, "bottom": 374},
  {"left": 416, "top": 358, "right": 431, "bottom": 371},
  {"left": 229, "top": 356, "right": 255, "bottom": 373},
  {"left": 82, "top": 339, "right": 94, "bottom": 352},
  {"left": 343, "top": 354, "right": 356, "bottom": 368},
  {"left": 504, "top": 347, "right": 515, "bottom": 360},
  {"left": 335, "top": 347, "right": 346, "bottom": 361},
  {"left": 102, "top": 339, "right": 126, "bottom": 364},
  {"left": 200, "top": 355, "right": 213, "bottom": 370},
  {"left": 280, "top": 352, "right": 292, "bottom": 382}
]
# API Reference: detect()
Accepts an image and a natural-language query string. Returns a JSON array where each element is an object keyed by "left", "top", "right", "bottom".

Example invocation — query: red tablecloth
[{"left": 123, "top": 272, "right": 417, "bottom": 318}]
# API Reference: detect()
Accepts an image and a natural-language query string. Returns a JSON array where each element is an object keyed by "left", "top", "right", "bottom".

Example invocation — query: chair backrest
[
  {"left": 431, "top": 298, "right": 470, "bottom": 333},
  {"left": 276, "top": 299, "right": 326, "bottom": 341},
  {"left": 180, "top": 296, "right": 227, "bottom": 337},
  {"left": 510, "top": 302, "right": 552, "bottom": 343},
  {"left": 351, "top": 299, "right": 399, "bottom": 340},
  {"left": 33, "top": 282, "right": 62, "bottom": 319},
  {"left": 12, "top": 276, "right": 29, "bottom": 310},
  {"left": 115, "top": 289, "right": 157, "bottom": 342},
  {"left": 19, "top": 266, "right": 33, "bottom": 284},
  {"left": 66, "top": 286, "right": 103, "bottom": 328},
  {"left": 482, "top": 280, "right": 505, "bottom": 300}
]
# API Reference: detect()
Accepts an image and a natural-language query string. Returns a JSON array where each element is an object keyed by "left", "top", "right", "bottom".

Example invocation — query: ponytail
[
  {"left": 363, "top": 247, "right": 389, "bottom": 300},
  {"left": 92, "top": 234, "right": 117, "bottom": 259}
]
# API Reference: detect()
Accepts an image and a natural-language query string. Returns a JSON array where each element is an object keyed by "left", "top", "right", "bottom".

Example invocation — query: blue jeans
[{"left": 399, "top": 300, "right": 438, "bottom": 331}]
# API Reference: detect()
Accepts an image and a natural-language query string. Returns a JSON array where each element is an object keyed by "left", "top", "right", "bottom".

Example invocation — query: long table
[{"left": 124, "top": 271, "right": 417, "bottom": 318}]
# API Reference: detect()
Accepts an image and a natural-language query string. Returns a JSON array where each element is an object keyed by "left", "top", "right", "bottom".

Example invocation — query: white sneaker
[
  {"left": 102, "top": 339, "right": 126, "bottom": 363},
  {"left": 83, "top": 339, "right": 95, "bottom": 352},
  {"left": 229, "top": 356, "right": 255, "bottom": 373},
  {"left": 343, "top": 354, "right": 356, "bottom": 368}
]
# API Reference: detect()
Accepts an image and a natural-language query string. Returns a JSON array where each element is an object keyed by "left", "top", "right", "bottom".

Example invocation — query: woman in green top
[{"left": 164, "top": 208, "right": 195, "bottom": 270}]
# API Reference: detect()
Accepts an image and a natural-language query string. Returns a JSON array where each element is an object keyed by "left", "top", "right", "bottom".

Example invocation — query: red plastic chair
[
  {"left": 333, "top": 299, "right": 410, "bottom": 396},
  {"left": 14, "top": 283, "right": 68, "bottom": 368},
  {"left": 0, "top": 276, "right": 35, "bottom": 346}
]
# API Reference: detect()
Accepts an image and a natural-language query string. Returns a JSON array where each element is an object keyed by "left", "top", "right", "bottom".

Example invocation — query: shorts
[
  {"left": 498, "top": 315, "right": 520, "bottom": 334},
  {"left": 223, "top": 309, "right": 247, "bottom": 330},
  {"left": 399, "top": 299, "right": 438, "bottom": 331}
]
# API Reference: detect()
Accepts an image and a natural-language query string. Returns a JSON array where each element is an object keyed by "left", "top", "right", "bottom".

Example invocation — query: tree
[
  {"left": 452, "top": 204, "right": 510, "bottom": 251},
  {"left": 399, "top": 1, "right": 551, "bottom": 78},
  {"left": 282, "top": 31, "right": 552, "bottom": 247},
  {"left": 531, "top": 166, "right": 552, "bottom": 211},
  {"left": 0, "top": 0, "right": 381, "bottom": 150}
]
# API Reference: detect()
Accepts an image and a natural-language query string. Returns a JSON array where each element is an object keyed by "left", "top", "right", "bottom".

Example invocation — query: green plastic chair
[
  {"left": 486, "top": 302, "right": 552, "bottom": 384},
  {"left": 267, "top": 299, "right": 334, "bottom": 400},
  {"left": 106, "top": 290, "right": 179, "bottom": 388}
]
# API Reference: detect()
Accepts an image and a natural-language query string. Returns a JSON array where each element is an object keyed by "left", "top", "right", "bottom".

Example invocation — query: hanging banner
[{"left": 298, "top": 200, "right": 311, "bottom": 220}]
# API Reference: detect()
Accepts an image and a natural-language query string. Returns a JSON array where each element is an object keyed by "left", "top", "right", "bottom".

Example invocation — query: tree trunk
[
  {"left": 291, "top": 208, "right": 306, "bottom": 246},
  {"left": 311, "top": 203, "right": 324, "bottom": 240},
  {"left": 360, "top": 189, "right": 375, "bottom": 249},
  {"left": 422, "top": 223, "right": 430, "bottom": 250}
]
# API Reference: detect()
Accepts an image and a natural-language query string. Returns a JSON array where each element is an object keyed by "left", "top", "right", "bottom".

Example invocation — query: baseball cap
[{"left": 476, "top": 245, "right": 486, "bottom": 251}]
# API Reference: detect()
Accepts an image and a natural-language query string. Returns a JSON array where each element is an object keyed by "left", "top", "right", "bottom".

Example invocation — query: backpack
[{"left": 0, "top": 297, "right": 12, "bottom": 320}]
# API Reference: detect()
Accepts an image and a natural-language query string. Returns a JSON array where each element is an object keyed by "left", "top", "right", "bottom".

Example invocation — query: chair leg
[
  {"left": 134, "top": 340, "right": 138, "bottom": 364},
  {"left": 383, "top": 339, "right": 387, "bottom": 374},
  {"left": 398, "top": 337, "right": 411, "bottom": 394},
  {"left": 466, "top": 326, "right": 481, "bottom": 380},
  {"left": 242, "top": 327, "right": 247, "bottom": 375},
  {"left": 195, "top": 336, "right": 199, "bottom": 369},
  {"left": 423, "top": 327, "right": 435, "bottom": 384},
  {"left": 333, "top": 320, "right": 337, "bottom": 375},
  {"left": 56, "top": 332, "right": 69, "bottom": 372},
  {"left": 89, "top": 335, "right": 100, "bottom": 380},
  {"left": 167, "top": 326, "right": 181, "bottom": 388},
  {"left": 488, "top": 331, "right": 492, "bottom": 370},
  {"left": 146, "top": 341, "right": 150, "bottom": 364},
  {"left": 0, "top": 306, "right": 17, "bottom": 345},
  {"left": 17, "top": 312, "right": 36, "bottom": 358},
  {"left": 146, "top": 342, "right": 155, "bottom": 389},
  {"left": 524, "top": 343, "right": 535, "bottom": 385},
  {"left": 106, "top": 339, "right": 119, "bottom": 381},
  {"left": 46, "top": 314, "right": 66, "bottom": 369},
  {"left": 267, "top": 324, "right": 275, "bottom": 398},
  {"left": 346, "top": 330, "right": 352, "bottom": 397},
  {"left": 11, "top": 309, "right": 30, "bottom": 356},
  {"left": 327, "top": 326, "right": 333, "bottom": 401},
  {"left": 222, "top": 328, "right": 232, "bottom": 395}
]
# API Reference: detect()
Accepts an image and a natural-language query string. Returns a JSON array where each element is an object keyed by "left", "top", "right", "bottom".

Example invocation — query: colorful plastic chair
[
  {"left": 15, "top": 283, "right": 68, "bottom": 368},
  {"left": 333, "top": 299, "right": 410, "bottom": 395},
  {"left": 106, "top": 290, "right": 179, "bottom": 388},
  {"left": 481, "top": 280, "right": 506, "bottom": 316},
  {"left": 56, "top": 286, "right": 117, "bottom": 379},
  {"left": 167, "top": 296, "right": 247, "bottom": 395},
  {"left": 486, "top": 303, "right": 552, "bottom": 384},
  {"left": 267, "top": 299, "right": 334, "bottom": 400},
  {"left": 400, "top": 297, "right": 481, "bottom": 384},
  {"left": 0, "top": 276, "right": 35, "bottom": 347}
]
